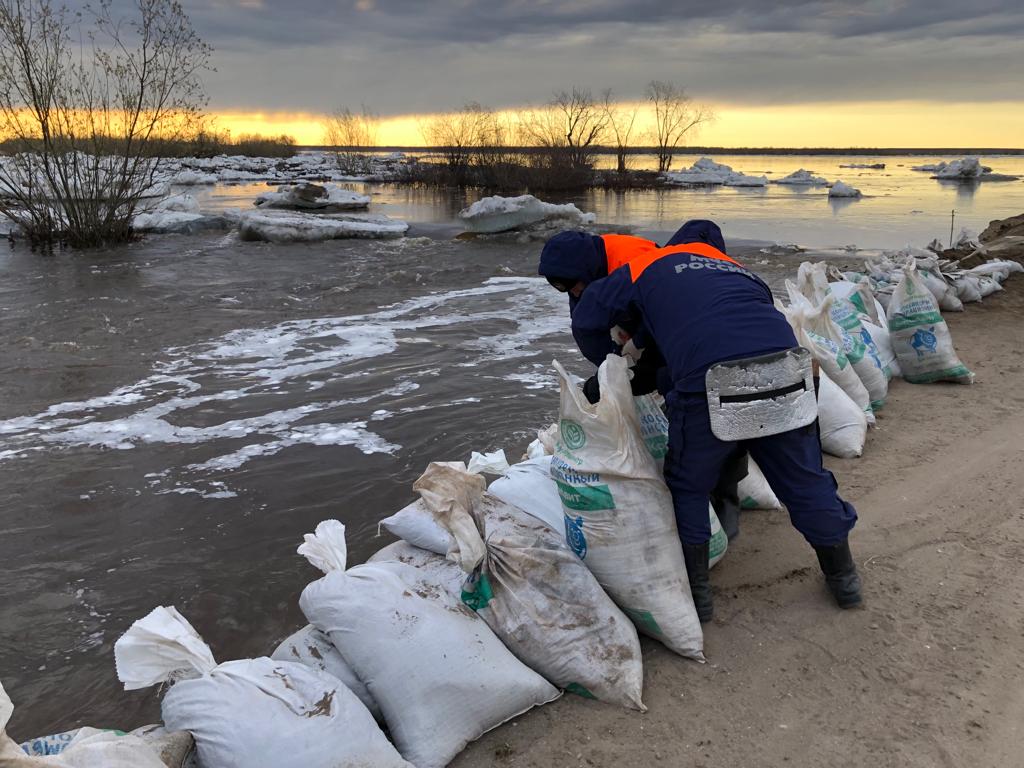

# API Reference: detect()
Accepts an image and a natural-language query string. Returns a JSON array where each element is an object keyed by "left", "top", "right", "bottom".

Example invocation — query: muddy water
[{"left": 1, "top": 159, "right": 1017, "bottom": 736}]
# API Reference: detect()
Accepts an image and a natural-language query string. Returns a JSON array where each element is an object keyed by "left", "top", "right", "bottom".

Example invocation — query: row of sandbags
[
  {"left": 777, "top": 255, "right": 1021, "bottom": 459},
  {"left": 5, "top": 356, "right": 709, "bottom": 768}
]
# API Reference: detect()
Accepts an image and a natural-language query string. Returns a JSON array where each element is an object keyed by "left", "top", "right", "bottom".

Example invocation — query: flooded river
[{"left": 1, "top": 154, "right": 1020, "bottom": 735}]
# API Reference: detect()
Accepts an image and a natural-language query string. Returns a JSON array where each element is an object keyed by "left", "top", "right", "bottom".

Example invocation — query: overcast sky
[{"left": 179, "top": 0, "right": 1024, "bottom": 115}]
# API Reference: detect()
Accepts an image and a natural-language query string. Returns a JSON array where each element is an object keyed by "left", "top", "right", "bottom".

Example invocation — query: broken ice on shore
[
  {"left": 828, "top": 181, "right": 862, "bottom": 198},
  {"left": 254, "top": 182, "right": 371, "bottom": 211},
  {"left": 458, "top": 194, "right": 596, "bottom": 234},
  {"left": 660, "top": 157, "right": 768, "bottom": 187},
  {"left": 772, "top": 169, "right": 828, "bottom": 186},
  {"left": 238, "top": 210, "right": 409, "bottom": 243}
]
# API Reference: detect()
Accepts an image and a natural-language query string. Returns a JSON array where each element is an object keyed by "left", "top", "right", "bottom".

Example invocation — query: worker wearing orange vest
[{"left": 539, "top": 220, "right": 861, "bottom": 620}]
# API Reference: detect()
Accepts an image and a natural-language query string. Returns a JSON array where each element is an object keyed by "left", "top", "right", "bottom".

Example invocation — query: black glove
[
  {"left": 628, "top": 359, "right": 660, "bottom": 396},
  {"left": 582, "top": 374, "right": 601, "bottom": 404}
]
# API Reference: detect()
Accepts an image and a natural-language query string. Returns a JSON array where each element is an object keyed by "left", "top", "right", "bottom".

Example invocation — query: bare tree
[
  {"left": 323, "top": 106, "right": 379, "bottom": 173},
  {"left": 645, "top": 80, "right": 712, "bottom": 173},
  {"left": 551, "top": 87, "right": 608, "bottom": 170},
  {"left": 0, "top": 0, "right": 211, "bottom": 248},
  {"left": 420, "top": 103, "right": 491, "bottom": 184},
  {"left": 601, "top": 89, "right": 640, "bottom": 174}
]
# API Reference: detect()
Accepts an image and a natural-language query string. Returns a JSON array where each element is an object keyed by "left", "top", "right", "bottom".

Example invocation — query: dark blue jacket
[{"left": 571, "top": 222, "right": 797, "bottom": 395}]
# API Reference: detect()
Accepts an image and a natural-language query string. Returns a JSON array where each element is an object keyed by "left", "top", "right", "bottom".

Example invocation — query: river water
[{"left": 1, "top": 153, "right": 1020, "bottom": 735}]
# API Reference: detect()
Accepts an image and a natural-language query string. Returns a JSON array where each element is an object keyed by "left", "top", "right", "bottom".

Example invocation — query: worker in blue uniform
[{"left": 538, "top": 220, "right": 861, "bottom": 621}]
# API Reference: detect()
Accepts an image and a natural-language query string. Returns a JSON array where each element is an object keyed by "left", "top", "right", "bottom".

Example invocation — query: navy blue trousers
[{"left": 664, "top": 394, "right": 857, "bottom": 547}]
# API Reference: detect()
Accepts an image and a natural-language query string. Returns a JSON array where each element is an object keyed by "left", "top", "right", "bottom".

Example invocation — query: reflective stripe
[{"left": 628, "top": 242, "right": 742, "bottom": 282}]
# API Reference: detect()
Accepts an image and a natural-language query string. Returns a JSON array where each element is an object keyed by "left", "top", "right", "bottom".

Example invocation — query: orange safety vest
[{"left": 599, "top": 234, "right": 741, "bottom": 282}]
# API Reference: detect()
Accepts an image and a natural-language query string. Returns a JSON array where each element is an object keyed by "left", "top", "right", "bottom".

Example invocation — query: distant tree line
[{"left": 323, "top": 81, "right": 712, "bottom": 191}]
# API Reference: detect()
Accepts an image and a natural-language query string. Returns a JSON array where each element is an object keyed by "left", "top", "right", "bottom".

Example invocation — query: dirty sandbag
[
  {"left": 415, "top": 462, "right": 646, "bottom": 711},
  {"left": 887, "top": 262, "right": 974, "bottom": 384},
  {"left": 466, "top": 449, "right": 510, "bottom": 475},
  {"left": 737, "top": 460, "right": 782, "bottom": 510},
  {"left": 379, "top": 469, "right": 564, "bottom": 559},
  {"left": 818, "top": 371, "right": 868, "bottom": 458},
  {"left": 1, "top": 681, "right": 184, "bottom": 768},
  {"left": 298, "top": 521, "right": 558, "bottom": 768},
  {"left": 552, "top": 356, "right": 704, "bottom": 660},
  {"left": 270, "top": 625, "right": 381, "bottom": 722},
  {"left": 114, "top": 606, "right": 410, "bottom": 768}
]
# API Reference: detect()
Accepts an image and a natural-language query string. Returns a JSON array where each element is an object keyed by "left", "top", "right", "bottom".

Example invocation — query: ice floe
[
  {"left": 660, "top": 157, "right": 768, "bottom": 187},
  {"left": 238, "top": 210, "right": 408, "bottom": 242},
  {"left": 912, "top": 156, "right": 1018, "bottom": 181},
  {"left": 828, "top": 180, "right": 862, "bottom": 198},
  {"left": 458, "top": 194, "right": 596, "bottom": 234},
  {"left": 839, "top": 162, "right": 885, "bottom": 169},
  {"left": 254, "top": 182, "right": 371, "bottom": 211},
  {"left": 772, "top": 169, "right": 828, "bottom": 186}
]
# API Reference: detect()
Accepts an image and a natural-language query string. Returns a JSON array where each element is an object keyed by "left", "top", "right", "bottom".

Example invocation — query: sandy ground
[{"left": 452, "top": 282, "right": 1024, "bottom": 767}]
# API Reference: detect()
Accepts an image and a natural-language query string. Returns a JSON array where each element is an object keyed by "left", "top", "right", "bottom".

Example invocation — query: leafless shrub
[{"left": 645, "top": 80, "right": 712, "bottom": 173}]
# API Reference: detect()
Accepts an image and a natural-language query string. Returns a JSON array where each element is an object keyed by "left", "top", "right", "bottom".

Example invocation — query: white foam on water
[{"left": 0, "top": 277, "right": 570, "bottom": 479}]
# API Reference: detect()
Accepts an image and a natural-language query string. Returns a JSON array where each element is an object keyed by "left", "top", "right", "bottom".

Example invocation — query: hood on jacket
[
  {"left": 665, "top": 219, "right": 727, "bottom": 253},
  {"left": 538, "top": 231, "right": 608, "bottom": 286}
]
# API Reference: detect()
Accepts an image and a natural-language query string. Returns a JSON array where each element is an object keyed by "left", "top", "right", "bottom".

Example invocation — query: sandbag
[
  {"left": 414, "top": 462, "right": 646, "bottom": 711},
  {"left": 830, "top": 278, "right": 882, "bottom": 325},
  {"left": 551, "top": 355, "right": 704, "bottom": 660},
  {"left": 114, "top": 607, "right": 408, "bottom": 768},
  {"left": 887, "top": 263, "right": 974, "bottom": 384},
  {"left": 818, "top": 371, "right": 868, "bottom": 458},
  {"left": 738, "top": 460, "right": 782, "bottom": 510},
  {"left": 298, "top": 521, "right": 558, "bottom": 768},
  {"left": 917, "top": 264, "right": 964, "bottom": 312},
  {"left": 784, "top": 293, "right": 873, "bottom": 421},
  {"left": 488, "top": 454, "right": 727, "bottom": 569},
  {"left": 795, "top": 261, "right": 830, "bottom": 305},
  {"left": 270, "top": 625, "right": 380, "bottom": 722},
  {"left": 861, "top": 318, "right": 901, "bottom": 379},
  {"left": 952, "top": 273, "right": 983, "bottom": 303},
  {"left": 825, "top": 294, "right": 888, "bottom": 407},
  {"left": 366, "top": 539, "right": 467, "bottom": 600},
  {"left": 1, "top": 683, "right": 184, "bottom": 768},
  {"left": 379, "top": 488, "right": 563, "bottom": 558}
]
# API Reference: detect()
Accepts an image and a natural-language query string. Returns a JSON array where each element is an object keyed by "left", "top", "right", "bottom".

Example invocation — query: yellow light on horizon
[{"left": 209, "top": 100, "right": 1024, "bottom": 149}]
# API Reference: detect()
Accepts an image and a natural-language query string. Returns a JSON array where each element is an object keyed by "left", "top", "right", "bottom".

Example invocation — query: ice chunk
[
  {"left": 171, "top": 169, "right": 218, "bottom": 185},
  {"left": 238, "top": 210, "right": 408, "bottom": 242},
  {"left": 828, "top": 180, "right": 862, "bottom": 198},
  {"left": 254, "top": 182, "right": 371, "bottom": 211},
  {"left": 773, "top": 169, "right": 828, "bottom": 186},
  {"left": 458, "top": 194, "right": 596, "bottom": 234},
  {"left": 155, "top": 193, "right": 201, "bottom": 214},
  {"left": 661, "top": 157, "right": 767, "bottom": 187},
  {"left": 132, "top": 211, "right": 235, "bottom": 234},
  {"left": 839, "top": 162, "right": 885, "bottom": 169}
]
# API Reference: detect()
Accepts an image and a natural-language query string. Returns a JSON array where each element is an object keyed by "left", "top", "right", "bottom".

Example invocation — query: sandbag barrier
[{"left": 7, "top": 252, "right": 1018, "bottom": 768}]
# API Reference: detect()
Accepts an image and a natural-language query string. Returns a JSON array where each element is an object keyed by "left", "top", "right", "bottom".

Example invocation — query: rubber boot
[
  {"left": 681, "top": 542, "right": 713, "bottom": 623},
  {"left": 813, "top": 541, "right": 863, "bottom": 608},
  {"left": 712, "top": 450, "right": 748, "bottom": 541}
]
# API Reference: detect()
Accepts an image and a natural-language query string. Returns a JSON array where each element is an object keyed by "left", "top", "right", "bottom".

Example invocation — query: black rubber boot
[
  {"left": 681, "top": 542, "right": 713, "bottom": 623},
  {"left": 813, "top": 541, "right": 863, "bottom": 609}
]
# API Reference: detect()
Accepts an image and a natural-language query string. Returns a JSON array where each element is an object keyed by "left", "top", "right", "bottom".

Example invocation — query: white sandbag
[
  {"left": 861, "top": 318, "right": 901, "bottom": 379},
  {"left": 738, "top": 460, "right": 782, "bottom": 510},
  {"left": 551, "top": 355, "right": 704, "bottom": 660},
  {"left": 952, "top": 273, "right": 983, "bottom": 303},
  {"left": 977, "top": 275, "right": 1003, "bottom": 298},
  {"left": 887, "top": 263, "right": 974, "bottom": 384},
  {"left": 818, "top": 371, "right": 868, "bottom": 458},
  {"left": 270, "top": 625, "right": 380, "bottom": 722},
  {"left": 826, "top": 294, "right": 888, "bottom": 407},
  {"left": 366, "top": 539, "right": 467, "bottom": 601},
  {"left": 785, "top": 296, "right": 873, "bottom": 420},
  {"left": 487, "top": 455, "right": 565, "bottom": 534},
  {"left": 795, "top": 261, "right": 830, "bottom": 305},
  {"left": 414, "top": 462, "right": 646, "bottom": 711},
  {"left": 830, "top": 278, "right": 882, "bottom": 325},
  {"left": 489, "top": 454, "right": 727, "bottom": 569},
  {"left": 917, "top": 264, "right": 964, "bottom": 312},
  {"left": 633, "top": 393, "right": 670, "bottom": 461},
  {"left": 298, "top": 521, "right": 558, "bottom": 768},
  {"left": 115, "top": 607, "right": 409, "bottom": 768},
  {"left": 379, "top": 488, "right": 563, "bottom": 558},
  {"left": 1, "top": 683, "right": 180, "bottom": 768},
  {"left": 466, "top": 449, "right": 510, "bottom": 474}
]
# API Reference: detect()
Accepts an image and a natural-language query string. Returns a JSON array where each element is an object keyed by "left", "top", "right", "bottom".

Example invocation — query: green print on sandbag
[
  {"left": 560, "top": 418, "right": 587, "bottom": 450},
  {"left": 555, "top": 481, "right": 615, "bottom": 511},
  {"left": 461, "top": 572, "right": 494, "bottom": 612}
]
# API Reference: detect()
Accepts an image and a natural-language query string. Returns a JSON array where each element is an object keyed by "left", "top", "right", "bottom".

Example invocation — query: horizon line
[{"left": 296, "top": 145, "right": 1024, "bottom": 156}]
